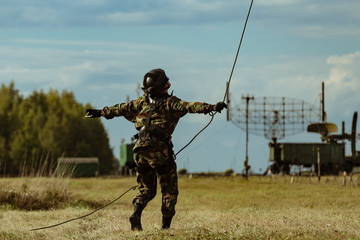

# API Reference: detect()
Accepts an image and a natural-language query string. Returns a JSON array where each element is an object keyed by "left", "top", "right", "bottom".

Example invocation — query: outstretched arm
[
  {"left": 85, "top": 96, "right": 143, "bottom": 121},
  {"left": 170, "top": 98, "right": 227, "bottom": 115},
  {"left": 101, "top": 103, "right": 126, "bottom": 119},
  {"left": 85, "top": 104, "right": 125, "bottom": 119}
]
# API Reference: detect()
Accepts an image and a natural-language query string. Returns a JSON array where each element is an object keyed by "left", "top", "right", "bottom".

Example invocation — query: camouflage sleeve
[
  {"left": 101, "top": 99, "right": 140, "bottom": 122},
  {"left": 169, "top": 97, "right": 214, "bottom": 115}
]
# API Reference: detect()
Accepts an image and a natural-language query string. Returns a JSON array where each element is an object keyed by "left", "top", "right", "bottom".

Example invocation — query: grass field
[{"left": 1, "top": 175, "right": 360, "bottom": 239}]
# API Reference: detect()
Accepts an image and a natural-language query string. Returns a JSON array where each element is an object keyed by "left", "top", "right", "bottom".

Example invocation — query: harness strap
[{"left": 145, "top": 102, "right": 156, "bottom": 133}]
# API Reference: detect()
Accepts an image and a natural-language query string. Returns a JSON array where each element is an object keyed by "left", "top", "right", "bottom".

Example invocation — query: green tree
[
  {"left": 3, "top": 84, "right": 115, "bottom": 176},
  {"left": 10, "top": 90, "right": 50, "bottom": 174},
  {"left": 0, "top": 82, "right": 22, "bottom": 175}
]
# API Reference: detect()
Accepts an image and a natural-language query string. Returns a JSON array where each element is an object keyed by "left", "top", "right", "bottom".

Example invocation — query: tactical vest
[
  {"left": 133, "top": 96, "right": 176, "bottom": 160},
  {"left": 135, "top": 96, "right": 172, "bottom": 144}
]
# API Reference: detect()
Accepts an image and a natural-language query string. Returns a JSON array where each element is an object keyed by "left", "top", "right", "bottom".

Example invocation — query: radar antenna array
[{"left": 229, "top": 96, "right": 321, "bottom": 142}]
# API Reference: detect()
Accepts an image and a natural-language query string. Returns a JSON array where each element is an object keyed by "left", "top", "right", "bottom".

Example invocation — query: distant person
[{"left": 85, "top": 68, "right": 226, "bottom": 230}]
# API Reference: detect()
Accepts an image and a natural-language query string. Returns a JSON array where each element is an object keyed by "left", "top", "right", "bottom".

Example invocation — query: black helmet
[{"left": 142, "top": 68, "right": 169, "bottom": 97}]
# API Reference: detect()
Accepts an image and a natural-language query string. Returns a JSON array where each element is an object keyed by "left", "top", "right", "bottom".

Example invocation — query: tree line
[{"left": 0, "top": 82, "right": 114, "bottom": 176}]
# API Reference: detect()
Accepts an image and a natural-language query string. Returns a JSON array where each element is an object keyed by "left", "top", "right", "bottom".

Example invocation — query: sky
[{"left": 1, "top": 0, "right": 360, "bottom": 173}]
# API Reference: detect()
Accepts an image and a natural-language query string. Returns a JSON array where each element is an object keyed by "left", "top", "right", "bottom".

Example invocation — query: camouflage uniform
[{"left": 101, "top": 94, "right": 214, "bottom": 217}]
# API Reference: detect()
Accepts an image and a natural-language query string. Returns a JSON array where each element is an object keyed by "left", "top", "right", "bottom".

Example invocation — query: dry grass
[
  {"left": 0, "top": 177, "right": 71, "bottom": 210},
  {"left": 1, "top": 175, "right": 360, "bottom": 239}
]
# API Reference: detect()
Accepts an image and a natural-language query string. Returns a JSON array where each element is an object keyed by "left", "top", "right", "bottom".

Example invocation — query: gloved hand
[
  {"left": 85, "top": 109, "right": 101, "bottom": 118},
  {"left": 212, "top": 102, "right": 227, "bottom": 113}
]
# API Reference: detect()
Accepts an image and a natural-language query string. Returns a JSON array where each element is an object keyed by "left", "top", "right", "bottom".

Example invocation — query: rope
[
  {"left": 175, "top": 111, "right": 216, "bottom": 156},
  {"left": 177, "top": 0, "right": 254, "bottom": 156},
  {"left": 30, "top": 185, "right": 137, "bottom": 231},
  {"left": 223, "top": 0, "right": 254, "bottom": 103}
]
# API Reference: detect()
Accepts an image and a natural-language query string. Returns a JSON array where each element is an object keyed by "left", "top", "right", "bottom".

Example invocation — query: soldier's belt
[{"left": 134, "top": 126, "right": 171, "bottom": 142}]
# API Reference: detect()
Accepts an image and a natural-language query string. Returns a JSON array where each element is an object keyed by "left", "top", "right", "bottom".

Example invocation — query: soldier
[{"left": 85, "top": 68, "right": 226, "bottom": 230}]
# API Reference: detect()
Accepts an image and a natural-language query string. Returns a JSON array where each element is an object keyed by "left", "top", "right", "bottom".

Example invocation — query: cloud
[
  {"left": 225, "top": 51, "right": 360, "bottom": 135},
  {"left": 325, "top": 51, "right": 360, "bottom": 118},
  {"left": 1, "top": 0, "right": 360, "bottom": 39},
  {"left": 0, "top": 0, "right": 241, "bottom": 28},
  {"left": 229, "top": 55, "right": 328, "bottom": 102},
  {"left": 254, "top": 0, "right": 360, "bottom": 38},
  {"left": 3, "top": 38, "right": 358, "bottom": 121},
  {"left": 0, "top": 38, "right": 232, "bottom": 108},
  {"left": 98, "top": 11, "right": 149, "bottom": 25}
]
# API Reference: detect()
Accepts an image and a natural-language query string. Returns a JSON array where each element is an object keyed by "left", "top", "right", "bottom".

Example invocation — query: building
[{"left": 57, "top": 157, "right": 99, "bottom": 177}]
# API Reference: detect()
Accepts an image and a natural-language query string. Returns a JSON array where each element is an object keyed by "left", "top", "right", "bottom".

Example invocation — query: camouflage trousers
[{"left": 133, "top": 146, "right": 179, "bottom": 217}]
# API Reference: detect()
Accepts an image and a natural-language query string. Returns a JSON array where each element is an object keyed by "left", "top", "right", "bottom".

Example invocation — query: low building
[{"left": 57, "top": 157, "right": 99, "bottom": 177}]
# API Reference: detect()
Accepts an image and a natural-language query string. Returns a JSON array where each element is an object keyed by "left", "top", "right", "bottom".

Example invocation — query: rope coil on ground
[{"left": 30, "top": 185, "right": 138, "bottom": 231}]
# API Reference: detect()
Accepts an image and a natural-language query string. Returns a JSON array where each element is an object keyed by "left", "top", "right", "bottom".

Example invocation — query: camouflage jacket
[{"left": 101, "top": 94, "right": 214, "bottom": 149}]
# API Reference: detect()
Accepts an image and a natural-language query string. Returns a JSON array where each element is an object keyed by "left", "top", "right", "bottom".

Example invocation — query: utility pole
[
  {"left": 242, "top": 94, "right": 254, "bottom": 180},
  {"left": 321, "top": 82, "right": 325, "bottom": 122}
]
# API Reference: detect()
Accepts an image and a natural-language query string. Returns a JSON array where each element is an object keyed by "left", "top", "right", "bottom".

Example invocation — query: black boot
[
  {"left": 162, "top": 216, "right": 172, "bottom": 229},
  {"left": 129, "top": 204, "right": 144, "bottom": 231}
]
